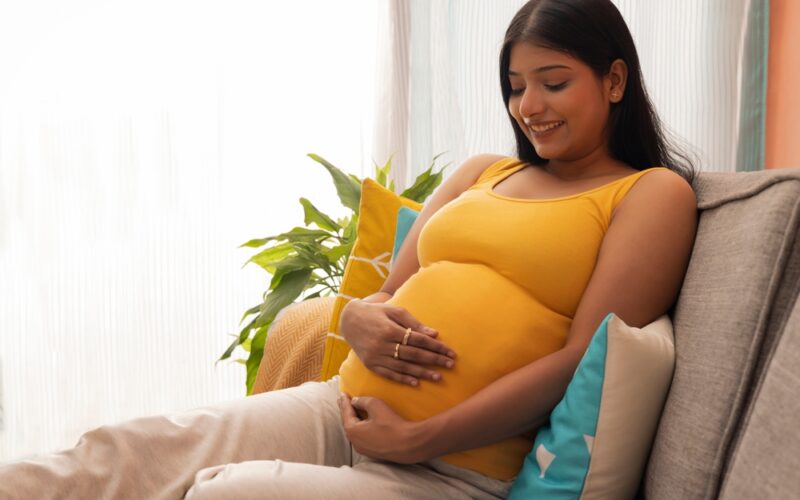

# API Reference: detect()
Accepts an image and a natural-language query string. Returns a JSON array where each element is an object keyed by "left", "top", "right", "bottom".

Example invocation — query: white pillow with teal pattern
[{"left": 509, "top": 313, "right": 675, "bottom": 500}]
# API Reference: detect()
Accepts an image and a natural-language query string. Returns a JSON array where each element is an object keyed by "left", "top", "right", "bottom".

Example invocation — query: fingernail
[
  {"left": 446, "top": 360, "right": 454, "bottom": 368},
  {"left": 448, "top": 351, "right": 456, "bottom": 358}
]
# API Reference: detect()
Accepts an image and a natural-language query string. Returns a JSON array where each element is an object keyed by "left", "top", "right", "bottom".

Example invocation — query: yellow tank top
[{"left": 338, "top": 157, "right": 669, "bottom": 480}]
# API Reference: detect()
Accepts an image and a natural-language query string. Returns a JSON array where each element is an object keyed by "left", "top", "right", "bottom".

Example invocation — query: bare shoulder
[
  {"left": 614, "top": 168, "right": 697, "bottom": 221},
  {"left": 450, "top": 153, "right": 509, "bottom": 184},
  {"left": 430, "top": 153, "right": 510, "bottom": 199}
]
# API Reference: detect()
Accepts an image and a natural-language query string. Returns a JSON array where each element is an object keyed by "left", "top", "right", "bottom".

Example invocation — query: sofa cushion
[
  {"left": 642, "top": 168, "right": 800, "bottom": 499},
  {"left": 509, "top": 313, "right": 674, "bottom": 500},
  {"left": 717, "top": 294, "right": 800, "bottom": 498}
]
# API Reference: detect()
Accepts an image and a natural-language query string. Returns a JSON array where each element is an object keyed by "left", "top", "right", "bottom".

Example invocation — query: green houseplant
[{"left": 219, "top": 152, "right": 449, "bottom": 393}]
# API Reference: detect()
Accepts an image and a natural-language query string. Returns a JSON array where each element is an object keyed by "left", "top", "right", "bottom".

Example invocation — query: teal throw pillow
[
  {"left": 509, "top": 313, "right": 674, "bottom": 500},
  {"left": 391, "top": 206, "right": 420, "bottom": 264}
]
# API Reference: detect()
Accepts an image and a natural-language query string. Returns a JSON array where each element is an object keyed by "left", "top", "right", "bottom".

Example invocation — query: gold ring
[
  {"left": 402, "top": 328, "right": 411, "bottom": 345},
  {"left": 394, "top": 342, "right": 401, "bottom": 360}
]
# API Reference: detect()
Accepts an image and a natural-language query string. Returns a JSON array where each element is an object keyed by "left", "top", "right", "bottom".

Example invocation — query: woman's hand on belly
[
  {"left": 338, "top": 392, "right": 430, "bottom": 464},
  {"left": 339, "top": 300, "right": 458, "bottom": 387}
]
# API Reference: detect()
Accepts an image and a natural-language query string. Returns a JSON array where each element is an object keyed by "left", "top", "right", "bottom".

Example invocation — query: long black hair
[{"left": 500, "top": 0, "right": 696, "bottom": 183}]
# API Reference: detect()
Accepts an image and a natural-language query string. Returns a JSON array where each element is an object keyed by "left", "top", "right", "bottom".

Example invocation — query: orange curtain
[{"left": 765, "top": 0, "right": 800, "bottom": 169}]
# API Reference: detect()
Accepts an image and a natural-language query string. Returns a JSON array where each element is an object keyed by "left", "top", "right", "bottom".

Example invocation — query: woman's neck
[{"left": 541, "top": 144, "right": 630, "bottom": 181}]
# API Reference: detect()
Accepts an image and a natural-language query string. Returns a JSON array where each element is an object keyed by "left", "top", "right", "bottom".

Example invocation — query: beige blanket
[{"left": 252, "top": 296, "right": 336, "bottom": 394}]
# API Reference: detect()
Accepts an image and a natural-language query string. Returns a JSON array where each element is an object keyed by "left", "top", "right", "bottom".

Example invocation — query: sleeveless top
[{"left": 337, "top": 157, "right": 670, "bottom": 480}]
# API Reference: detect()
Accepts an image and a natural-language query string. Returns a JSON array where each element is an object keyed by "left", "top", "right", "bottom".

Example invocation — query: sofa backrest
[
  {"left": 641, "top": 168, "right": 800, "bottom": 499},
  {"left": 716, "top": 289, "right": 800, "bottom": 498}
]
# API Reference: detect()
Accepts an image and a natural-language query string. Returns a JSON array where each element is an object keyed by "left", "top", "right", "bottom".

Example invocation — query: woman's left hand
[{"left": 338, "top": 393, "right": 430, "bottom": 464}]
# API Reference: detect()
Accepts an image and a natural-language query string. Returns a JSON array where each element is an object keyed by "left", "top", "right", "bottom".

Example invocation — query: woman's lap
[{"left": 0, "top": 376, "right": 512, "bottom": 499}]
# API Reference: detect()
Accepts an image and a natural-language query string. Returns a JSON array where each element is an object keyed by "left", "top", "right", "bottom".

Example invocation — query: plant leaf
[
  {"left": 401, "top": 153, "right": 450, "bottom": 202},
  {"left": 245, "top": 325, "right": 269, "bottom": 395},
  {"left": 307, "top": 153, "right": 362, "bottom": 213},
  {"left": 256, "top": 268, "right": 313, "bottom": 328},
  {"left": 245, "top": 242, "right": 294, "bottom": 271},
  {"left": 217, "top": 315, "right": 257, "bottom": 363},
  {"left": 343, "top": 214, "right": 358, "bottom": 242},
  {"left": 239, "top": 304, "right": 262, "bottom": 324},
  {"left": 270, "top": 257, "right": 314, "bottom": 284},
  {"left": 294, "top": 241, "right": 334, "bottom": 271},
  {"left": 239, "top": 237, "right": 273, "bottom": 248},
  {"left": 375, "top": 153, "right": 393, "bottom": 188},
  {"left": 239, "top": 227, "right": 333, "bottom": 250},
  {"left": 299, "top": 198, "right": 340, "bottom": 231},
  {"left": 321, "top": 242, "right": 353, "bottom": 264}
]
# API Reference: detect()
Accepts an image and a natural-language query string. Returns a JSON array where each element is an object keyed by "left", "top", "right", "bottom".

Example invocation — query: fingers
[
  {"left": 373, "top": 365, "right": 420, "bottom": 387},
  {"left": 387, "top": 307, "right": 439, "bottom": 337},
  {"left": 394, "top": 344, "right": 455, "bottom": 369},
  {"left": 386, "top": 308, "right": 456, "bottom": 358},
  {"left": 338, "top": 393, "right": 358, "bottom": 427},
  {"left": 375, "top": 341, "right": 456, "bottom": 386},
  {"left": 403, "top": 329, "right": 457, "bottom": 359},
  {"left": 388, "top": 358, "right": 444, "bottom": 383}
]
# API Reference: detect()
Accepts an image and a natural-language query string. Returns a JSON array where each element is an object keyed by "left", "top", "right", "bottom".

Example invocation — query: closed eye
[
  {"left": 510, "top": 82, "right": 568, "bottom": 96},
  {"left": 544, "top": 82, "right": 567, "bottom": 91}
]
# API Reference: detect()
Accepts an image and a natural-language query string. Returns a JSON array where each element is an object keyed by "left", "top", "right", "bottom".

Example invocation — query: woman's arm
[{"left": 410, "top": 169, "right": 698, "bottom": 459}]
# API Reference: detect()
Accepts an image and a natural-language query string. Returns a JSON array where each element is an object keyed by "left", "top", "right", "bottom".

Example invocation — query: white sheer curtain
[
  {"left": 373, "top": 0, "right": 758, "bottom": 184},
  {"left": 0, "top": 0, "right": 378, "bottom": 461}
]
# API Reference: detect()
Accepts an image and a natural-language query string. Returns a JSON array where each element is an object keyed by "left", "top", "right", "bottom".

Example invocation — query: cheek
[
  {"left": 559, "top": 93, "right": 606, "bottom": 135},
  {"left": 508, "top": 99, "right": 521, "bottom": 119}
]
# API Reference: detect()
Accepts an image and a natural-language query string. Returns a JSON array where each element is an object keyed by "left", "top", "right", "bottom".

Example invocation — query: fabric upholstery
[
  {"left": 642, "top": 168, "right": 800, "bottom": 499},
  {"left": 717, "top": 294, "right": 800, "bottom": 498},
  {"left": 252, "top": 296, "right": 335, "bottom": 394}
]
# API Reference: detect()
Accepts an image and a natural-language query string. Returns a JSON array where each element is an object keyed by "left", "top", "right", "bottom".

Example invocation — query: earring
[{"left": 611, "top": 91, "right": 620, "bottom": 100}]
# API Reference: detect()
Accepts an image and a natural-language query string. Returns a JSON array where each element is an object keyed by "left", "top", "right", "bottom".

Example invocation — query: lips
[{"left": 527, "top": 120, "right": 564, "bottom": 133}]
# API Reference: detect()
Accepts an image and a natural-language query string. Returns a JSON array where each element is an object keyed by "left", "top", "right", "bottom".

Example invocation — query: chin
[{"left": 532, "top": 144, "right": 557, "bottom": 160}]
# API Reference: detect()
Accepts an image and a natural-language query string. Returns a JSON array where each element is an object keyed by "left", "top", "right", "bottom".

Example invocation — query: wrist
[
  {"left": 409, "top": 413, "right": 450, "bottom": 462},
  {"left": 360, "top": 291, "right": 394, "bottom": 304}
]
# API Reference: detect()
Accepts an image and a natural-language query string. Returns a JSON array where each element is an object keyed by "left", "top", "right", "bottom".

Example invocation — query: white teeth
[{"left": 529, "top": 121, "right": 564, "bottom": 133}]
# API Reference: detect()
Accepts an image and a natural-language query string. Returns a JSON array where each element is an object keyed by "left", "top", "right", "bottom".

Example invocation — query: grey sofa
[{"left": 637, "top": 167, "right": 800, "bottom": 499}]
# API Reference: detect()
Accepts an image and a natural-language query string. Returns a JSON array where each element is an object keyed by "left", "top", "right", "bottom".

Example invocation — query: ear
[{"left": 606, "top": 58, "right": 628, "bottom": 103}]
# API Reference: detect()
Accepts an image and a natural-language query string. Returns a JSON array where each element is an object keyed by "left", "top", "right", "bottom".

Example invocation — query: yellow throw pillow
[{"left": 319, "top": 178, "right": 422, "bottom": 381}]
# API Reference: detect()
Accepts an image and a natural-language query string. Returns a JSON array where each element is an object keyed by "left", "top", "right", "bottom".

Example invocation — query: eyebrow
[{"left": 508, "top": 64, "right": 571, "bottom": 76}]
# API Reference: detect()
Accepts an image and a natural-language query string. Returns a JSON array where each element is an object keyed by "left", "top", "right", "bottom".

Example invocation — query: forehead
[{"left": 507, "top": 42, "right": 582, "bottom": 77}]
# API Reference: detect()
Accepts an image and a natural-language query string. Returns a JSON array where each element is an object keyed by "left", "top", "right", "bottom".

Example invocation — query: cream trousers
[{"left": 0, "top": 376, "right": 513, "bottom": 499}]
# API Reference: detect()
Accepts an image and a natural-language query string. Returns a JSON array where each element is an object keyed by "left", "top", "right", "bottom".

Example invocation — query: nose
[{"left": 517, "top": 87, "right": 546, "bottom": 121}]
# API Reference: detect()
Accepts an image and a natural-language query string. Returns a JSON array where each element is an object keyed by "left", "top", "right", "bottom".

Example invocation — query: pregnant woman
[{"left": 0, "top": 0, "right": 698, "bottom": 498}]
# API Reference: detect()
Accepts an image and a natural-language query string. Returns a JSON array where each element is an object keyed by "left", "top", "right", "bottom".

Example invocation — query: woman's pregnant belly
[{"left": 338, "top": 261, "right": 570, "bottom": 423}]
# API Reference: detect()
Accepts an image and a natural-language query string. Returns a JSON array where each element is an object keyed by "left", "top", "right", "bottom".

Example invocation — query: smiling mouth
[{"left": 527, "top": 121, "right": 564, "bottom": 135}]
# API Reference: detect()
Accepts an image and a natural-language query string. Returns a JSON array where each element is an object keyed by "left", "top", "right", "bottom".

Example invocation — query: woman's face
[{"left": 507, "top": 42, "right": 619, "bottom": 163}]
